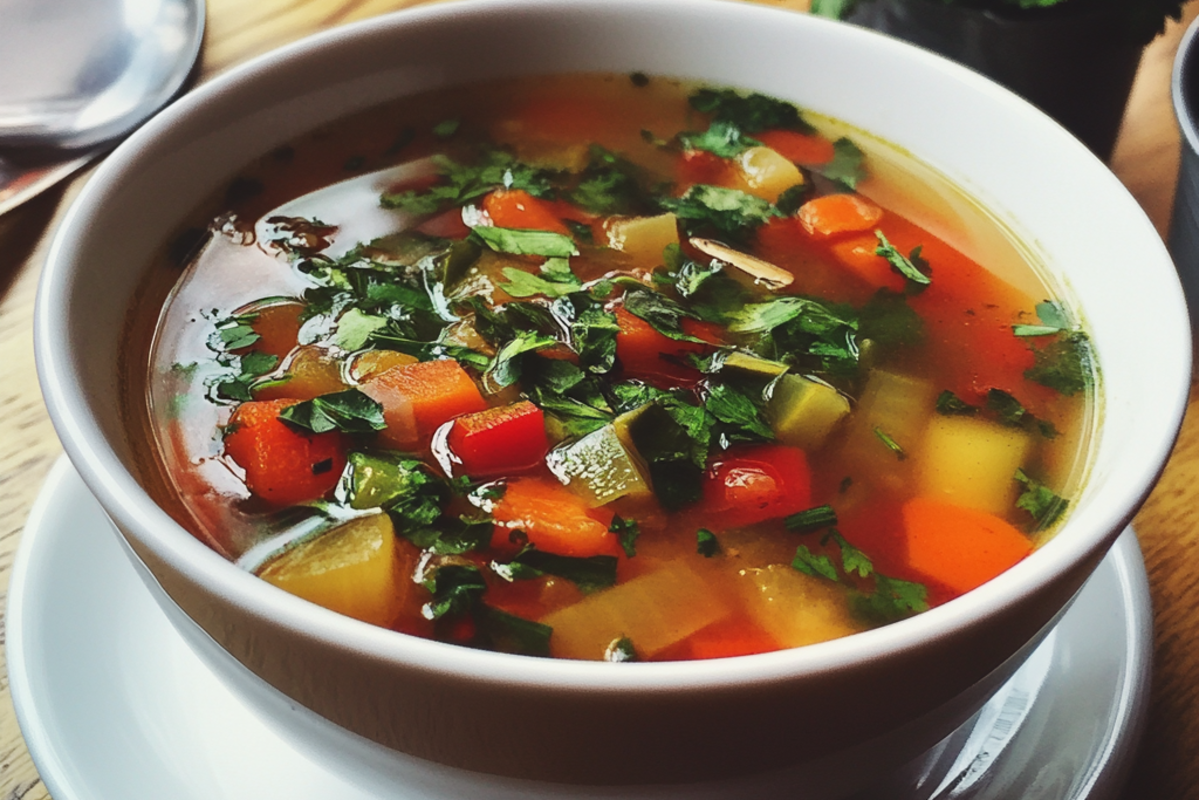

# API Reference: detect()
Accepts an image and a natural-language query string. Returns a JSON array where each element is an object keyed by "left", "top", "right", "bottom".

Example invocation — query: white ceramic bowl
[{"left": 34, "top": 0, "right": 1190, "bottom": 792}]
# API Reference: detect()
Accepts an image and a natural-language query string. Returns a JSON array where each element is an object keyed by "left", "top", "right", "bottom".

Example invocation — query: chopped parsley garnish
[
  {"left": 659, "top": 184, "right": 781, "bottom": 243},
  {"left": 278, "top": 389, "right": 386, "bottom": 434},
  {"left": 679, "top": 119, "right": 762, "bottom": 159},
  {"left": 1025, "top": 333, "right": 1093, "bottom": 396},
  {"left": 421, "top": 563, "right": 487, "bottom": 620},
  {"left": 874, "top": 230, "right": 931, "bottom": 286},
  {"left": 492, "top": 547, "right": 619, "bottom": 594},
  {"left": 475, "top": 606, "right": 553, "bottom": 657},
  {"left": 605, "top": 636, "right": 639, "bottom": 662},
  {"left": 688, "top": 88, "right": 815, "bottom": 135},
  {"left": 696, "top": 528, "right": 721, "bottom": 557},
  {"left": 873, "top": 427, "right": 906, "bottom": 459},
  {"left": 610, "top": 515, "right": 641, "bottom": 557},
  {"left": 935, "top": 390, "right": 977, "bottom": 416},
  {"left": 380, "top": 150, "right": 555, "bottom": 215},
  {"left": 784, "top": 504, "right": 838, "bottom": 533},
  {"left": 498, "top": 257, "right": 583, "bottom": 298},
  {"left": 1014, "top": 468, "right": 1069, "bottom": 530},
  {"left": 817, "top": 137, "right": 868, "bottom": 189},
  {"left": 470, "top": 226, "right": 578, "bottom": 257},
  {"left": 793, "top": 528, "right": 928, "bottom": 623}
]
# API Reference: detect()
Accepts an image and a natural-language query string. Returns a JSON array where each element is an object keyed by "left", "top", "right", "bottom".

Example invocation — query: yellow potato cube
[
  {"left": 734, "top": 146, "right": 804, "bottom": 202},
  {"left": 732, "top": 565, "right": 864, "bottom": 649},
  {"left": 917, "top": 415, "right": 1033, "bottom": 515},
  {"left": 542, "top": 562, "right": 731, "bottom": 660},
  {"left": 603, "top": 213, "right": 679, "bottom": 268},
  {"left": 258, "top": 513, "right": 412, "bottom": 627}
]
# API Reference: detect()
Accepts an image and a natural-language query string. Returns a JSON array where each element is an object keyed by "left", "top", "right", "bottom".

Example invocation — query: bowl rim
[{"left": 34, "top": 0, "right": 1191, "bottom": 692}]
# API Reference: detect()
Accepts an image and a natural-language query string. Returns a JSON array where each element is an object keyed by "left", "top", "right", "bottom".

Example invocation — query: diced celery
[
  {"left": 542, "top": 561, "right": 731, "bottom": 659},
  {"left": 840, "top": 371, "right": 935, "bottom": 490},
  {"left": 545, "top": 423, "right": 651, "bottom": 507},
  {"left": 731, "top": 565, "right": 863, "bottom": 648},
  {"left": 767, "top": 373, "right": 851, "bottom": 451},
  {"left": 257, "top": 513, "right": 412, "bottom": 626},
  {"left": 916, "top": 415, "right": 1034, "bottom": 515}
]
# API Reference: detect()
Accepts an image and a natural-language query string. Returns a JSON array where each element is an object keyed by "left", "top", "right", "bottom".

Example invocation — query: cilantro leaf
[
  {"left": 936, "top": 390, "right": 977, "bottom": 416},
  {"left": 659, "top": 185, "right": 781, "bottom": 244},
  {"left": 1014, "top": 468, "right": 1069, "bottom": 530},
  {"left": 567, "top": 145, "right": 654, "bottom": 216},
  {"left": 475, "top": 605, "right": 552, "bottom": 657},
  {"left": 679, "top": 119, "right": 761, "bottom": 159},
  {"left": 278, "top": 389, "right": 386, "bottom": 434},
  {"left": 610, "top": 515, "right": 641, "bottom": 557},
  {"left": 817, "top": 137, "right": 868, "bottom": 189},
  {"left": 1025, "top": 332, "right": 1093, "bottom": 396},
  {"left": 622, "top": 288, "right": 704, "bottom": 343},
  {"left": 826, "top": 530, "right": 873, "bottom": 578},
  {"left": 471, "top": 226, "right": 578, "bottom": 257},
  {"left": 784, "top": 504, "right": 838, "bottom": 533},
  {"left": 380, "top": 150, "right": 555, "bottom": 215},
  {"left": 572, "top": 304, "right": 619, "bottom": 374},
  {"left": 793, "top": 544, "right": 839, "bottom": 581},
  {"left": 874, "top": 230, "right": 931, "bottom": 286},
  {"left": 688, "top": 88, "right": 814, "bottom": 134},
  {"left": 850, "top": 574, "right": 929, "bottom": 625},
  {"left": 495, "top": 548, "right": 619, "bottom": 594},
  {"left": 487, "top": 330, "right": 559, "bottom": 388},
  {"left": 696, "top": 528, "right": 721, "bottom": 557},
  {"left": 421, "top": 563, "right": 487, "bottom": 620},
  {"left": 604, "top": 636, "right": 639, "bottom": 662},
  {"left": 704, "top": 382, "right": 775, "bottom": 444},
  {"left": 498, "top": 258, "right": 583, "bottom": 298}
]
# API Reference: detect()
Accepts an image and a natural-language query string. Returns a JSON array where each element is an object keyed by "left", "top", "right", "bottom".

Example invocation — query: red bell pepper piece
[
  {"left": 698, "top": 444, "right": 812, "bottom": 528},
  {"left": 223, "top": 399, "right": 346, "bottom": 507},
  {"left": 446, "top": 400, "right": 549, "bottom": 477}
]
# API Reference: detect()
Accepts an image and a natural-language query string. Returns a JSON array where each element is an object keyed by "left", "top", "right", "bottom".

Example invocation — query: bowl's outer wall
[{"left": 36, "top": 0, "right": 1190, "bottom": 786}]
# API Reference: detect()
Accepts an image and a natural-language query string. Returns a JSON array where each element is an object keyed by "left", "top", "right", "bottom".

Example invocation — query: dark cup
[
  {"left": 1170, "top": 14, "right": 1199, "bottom": 329},
  {"left": 847, "top": 0, "right": 1143, "bottom": 160}
]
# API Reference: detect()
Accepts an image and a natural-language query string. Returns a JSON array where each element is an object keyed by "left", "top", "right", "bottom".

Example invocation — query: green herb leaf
[
  {"left": 696, "top": 528, "right": 721, "bottom": 557},
  {"left": 659, "top": 184, "right": 780, "bottom": 244},
  {"left": 494, "top": 548, "right": 619, "bottom": 594},
  {"left": 279, "top": 389, "right": 386, "bottom": 434},
  {"left": 622, "top": 288, "right": 705, "bottom": 343},
  {"left": 334, "top": 308, "right": 389, "bottom": 350},
  {"left": 1014, "top": 468, "right": 1069, "bottom": 530},
  {"left": 792, "top": 544, "right": 840, "bottom": 581},
  {"left": 817, "top": 137, "right": 868, "bottom": 189},
  {"left": 935, "top": 390, "right": 977, "bottom": 416},
  {"left": 604, "top": 636, "right": 639, "bottom": 662},
  {"left": 475, "top": 605, "right": 552, "bottom": 657},
  {"left": 679, "top": 119, "right": 761, "bottom": 159},
  {"left": 422, "top": 563, "right": 487, "bottom": 620},
  {"left": 487, "top": 330, "right": 559, "bottom": 388},
  {"left": 704, "top": 382, "right": 775, "bottom": 443},
  {"left": 471, "top": 226, "right": 579, "bottom": 258},
  {"left": 827, "top": 530, "right": 872, "bottom": 578},
  {"left": 874, "top": 230, "right": 931, "bottom": 286},
  {"left": 850, "top": 574, "right": 929, "bottom": 624},
  {"left": 432, "top": 118, "right": 460, "bottom": 139},
  {"left": 688, "top": 88, "right": 814, "bottom": 135},
  {"left": 873, "top": 427, "right": 906, "bottom": 460},
  {"left": 1025, "top": 332, "right": 1092, "bottom": 396},
  {"left": 610, "top": 514, "right": 641, "bottom": 558},
  {"left": 784, "top": 504, "right": 838, "bottom": 533},
  {"left": 498, "top": 258, "right": 583, "bottom": 298},
  {"left": 380, "top": 150, "right": 555, "bottom": 215}
]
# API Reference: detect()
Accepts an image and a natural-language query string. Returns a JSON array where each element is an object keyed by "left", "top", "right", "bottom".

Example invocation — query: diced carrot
[
  {"left": 447, "top": 401, "right": 549, "bottom": 477},
  {"left": 416, "top": 207, "right": 471, "bottom": 239},
  {"left": 796, "top": 193, "right": 884, "bottom": 239},
  {"left": 483, "top": 189, "right": 571, "bottom": 235},
  {"left": 828, "top": 233, "right": 908, "bottom": 292},
  {"left": 491, "top": 477, "right": 619, "bottom": 557},
  {"left": 614, "top": 307, "right": 722, "bottom": 386},
  {"left": 678, "top": 617, "right": 781, "bottom": 660},
  {"left": 901, "top": 497, "right": 1033, "bottom": 595},
  {"left": 359, "top": 359, "right": 487, "bottom": 450},
  {"left": 753, "top": 129, "right": 836, "bottom": 165},
  {"left": 224, "top": 399, "right": 346, "bottom": 506},
  {"left": 230, "top": 300, "right": 304, "bottom": 361}
]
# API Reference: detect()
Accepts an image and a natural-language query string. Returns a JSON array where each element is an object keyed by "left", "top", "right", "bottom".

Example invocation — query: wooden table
[{"left": 1, "top": 1, "right": 1197, "bottom": 797}]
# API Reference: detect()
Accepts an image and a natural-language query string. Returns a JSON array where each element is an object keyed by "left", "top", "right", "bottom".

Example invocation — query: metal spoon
[{"left": 0, "top": 0, "right": 205, "bottom": 215}]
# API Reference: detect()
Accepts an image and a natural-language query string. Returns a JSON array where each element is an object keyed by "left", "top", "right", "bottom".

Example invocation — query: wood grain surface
[{"left": 0, "top": 1, "right": 1196, "bottom": 797}]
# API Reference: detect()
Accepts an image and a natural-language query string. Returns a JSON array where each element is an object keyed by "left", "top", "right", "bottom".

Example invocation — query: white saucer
[{"left": 7, "top": 458, "right": 1151, "bottom": 799}]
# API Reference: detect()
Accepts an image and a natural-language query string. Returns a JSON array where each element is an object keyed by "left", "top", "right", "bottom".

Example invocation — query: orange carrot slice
[{"left": 901, "top": 497, "right": 1033, "bottom": 595}]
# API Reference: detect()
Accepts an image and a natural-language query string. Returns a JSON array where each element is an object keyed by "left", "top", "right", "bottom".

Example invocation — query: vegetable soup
[{"left": 134, "top": 73, "right": 1095, "bottom": 661}]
